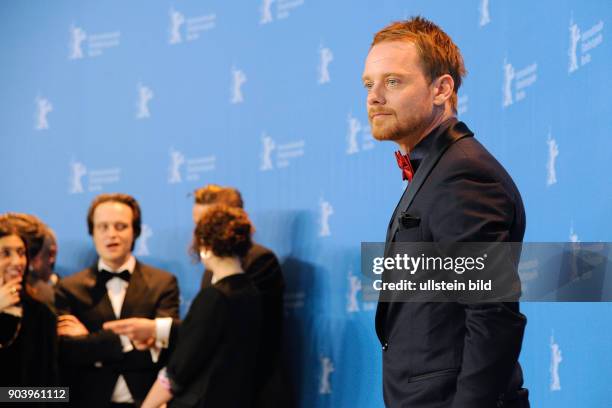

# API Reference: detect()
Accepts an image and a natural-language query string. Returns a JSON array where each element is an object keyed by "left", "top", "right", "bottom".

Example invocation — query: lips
[{"left": 370, "top": 112, "right": 392, "bottom": 120}]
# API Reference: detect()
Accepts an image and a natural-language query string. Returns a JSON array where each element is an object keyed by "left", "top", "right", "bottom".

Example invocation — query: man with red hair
[{"left": 363, "top": 17, "right": 529, "bottom": 407}]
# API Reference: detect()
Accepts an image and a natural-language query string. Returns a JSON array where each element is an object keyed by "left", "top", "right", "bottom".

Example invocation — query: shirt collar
[
  {"left": 409, "top": 117, "right": 457, "bottom": 171},
  {"left": 98, "top": 255, "right": 136, "bottom": 274}
]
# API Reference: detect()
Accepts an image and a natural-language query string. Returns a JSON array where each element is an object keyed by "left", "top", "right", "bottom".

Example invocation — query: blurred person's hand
[
  {"left": 0, "top": 277, "right": 22, "bottom": 312},
  {"left": 104, "top": 317, "right": 156, "bottom": 343},
  {"left": 57, "top": 314, "right": 89, "bottom": 337}
]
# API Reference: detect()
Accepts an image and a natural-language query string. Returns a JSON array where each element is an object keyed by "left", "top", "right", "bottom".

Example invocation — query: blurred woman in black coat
[
  {"left": 0, "top": 216, "right": 58, "bottom": 389},
  {"left": 142, "top": 205, "right": 262, "bottom": 408}
]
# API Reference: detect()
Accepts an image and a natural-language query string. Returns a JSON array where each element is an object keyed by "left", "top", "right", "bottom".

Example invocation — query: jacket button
[{"left": 382, "top": 343, "right": 388, "bottom": 351}]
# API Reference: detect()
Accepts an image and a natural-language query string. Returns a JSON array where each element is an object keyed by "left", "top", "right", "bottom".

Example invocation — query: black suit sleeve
[
  {"left": 155, "top": 275, "right": 180, "bottom": 319},
  {"left": 245, "top": 250, "right": 284, "bottom": 296},
  {"left": 428, "top": 161, "right": 526, "bottom": 408},
  {"left": 54, "top": 281, "right": 124, "bottom": 366},
  {"left": 166, "top": 288, "right": 227, "bottom": 395}
]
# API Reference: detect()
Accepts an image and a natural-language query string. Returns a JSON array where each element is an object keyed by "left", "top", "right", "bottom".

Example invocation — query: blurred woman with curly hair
[{"left": 142, "top": 205, "right": 262, "bottom": 408}]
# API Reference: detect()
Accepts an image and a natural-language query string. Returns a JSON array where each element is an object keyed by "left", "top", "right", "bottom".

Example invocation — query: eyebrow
[{"left": 362, "top": 72, "right": 408, "bottom": 81}]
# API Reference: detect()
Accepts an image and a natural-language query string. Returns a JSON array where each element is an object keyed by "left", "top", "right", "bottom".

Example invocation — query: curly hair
[
  {"left": 372, "top": 16, "right": 467, "bottom": 112},
  {"left": 191, "top": 205, "right": 252, "bottom": 259}
]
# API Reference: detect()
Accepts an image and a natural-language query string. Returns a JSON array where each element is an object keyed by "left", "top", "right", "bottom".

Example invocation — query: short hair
[
  {"left": 191, "top": 205, "right": 252, "bottom": 259},
  {"left": 372, "top": 16, "right": 467, "bottom": 112},
  {"left": 193, "top": 185, "right": 244, "bottom": 208},
  {"left": 0, "top": 213, "right": 46, "bottom": 260},
  {"left": 87, "top": 193, "right": 142, "bottom": 242}
]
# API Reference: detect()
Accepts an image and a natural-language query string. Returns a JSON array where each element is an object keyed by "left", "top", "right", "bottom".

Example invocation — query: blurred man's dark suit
[
  {"left": 376, "top": 118, "right": 530, "bottom": 408},
  {"left": 55, "top": 261, "right": 179, "bottom": 407}
]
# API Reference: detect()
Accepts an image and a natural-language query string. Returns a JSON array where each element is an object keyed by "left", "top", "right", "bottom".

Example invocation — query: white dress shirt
[{"left": 97, "top": 256, "right": 172, "bottom": 403}]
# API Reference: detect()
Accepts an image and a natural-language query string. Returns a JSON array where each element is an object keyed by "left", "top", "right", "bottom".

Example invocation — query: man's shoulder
[
  {"left": 248, "top": 242, "right": 276, "bottom": 259},
  {"left": 438, "top": 135, "right": 511, "bottom": 182},
  {"left": 136, "top": 261, "right": 176, "bottom": 283},
  {"left": 244, "top": 242, "right": 280, "bottom": 270},
  {"left": 57, "top": 266, "right": 96, "bottom": 289}
]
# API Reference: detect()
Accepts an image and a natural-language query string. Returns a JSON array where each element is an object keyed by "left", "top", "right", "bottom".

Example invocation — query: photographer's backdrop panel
[{"left": 1, "top": 0, "right": 611, "bottom": 406}]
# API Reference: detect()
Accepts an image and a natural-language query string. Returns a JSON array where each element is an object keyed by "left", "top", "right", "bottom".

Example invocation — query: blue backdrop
[{"left": 1, "top": 1, "right": 611, "bottom": 406}]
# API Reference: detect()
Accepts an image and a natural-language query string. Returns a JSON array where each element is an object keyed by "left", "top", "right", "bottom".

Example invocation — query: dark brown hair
[
  {"left": 191, "top": 204, "right": 252, "bottom": 259},
  {"left": 372, "top": 16, "right": 467, "bottom": 112},
  {"left": 193, "top": 185, "right": 244, "bottom": 208},
  {"left": 0, "top": 213, "right": 46, "bottom": 260},
  {"left": 86, "top": 193, "right": 142, "bottom": 247}
]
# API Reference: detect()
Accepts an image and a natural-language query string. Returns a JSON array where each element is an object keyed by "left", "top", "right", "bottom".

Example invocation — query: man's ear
[{"left": 432, "top": 74, "right": 454, "bottom": 106}]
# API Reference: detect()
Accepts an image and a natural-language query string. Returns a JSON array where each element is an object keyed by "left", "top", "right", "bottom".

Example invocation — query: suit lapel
[
  {"left": 376, "top": 120, "right": 474, "bottom": 342},
  {"left": 120, "top": 262, "right": 148, "bottom": 318},
  {"left": 387, "top": 119, "right": 474, "bottom": 244}
]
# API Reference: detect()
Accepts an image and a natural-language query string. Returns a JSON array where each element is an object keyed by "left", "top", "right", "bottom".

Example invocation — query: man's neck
[
  {"left": 100, "top": 254, "right": 134, "bottom": 272},
  {"left": 398, "top": 109, "right": 455, "bottom": 153}
]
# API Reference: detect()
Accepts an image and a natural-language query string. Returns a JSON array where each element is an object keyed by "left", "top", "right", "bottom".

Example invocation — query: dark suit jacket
[
  {"left": 55, "top": 261, "right": 179, "bottom": 407},
  {"left": 200, "top": 242, "right": 286, "bottom": 408},
  {"left": 376, "top": 119, "right": 529, "bottom": 408},
  {"left": 167, "top": 274, "right": 262, "bottom": 408}
]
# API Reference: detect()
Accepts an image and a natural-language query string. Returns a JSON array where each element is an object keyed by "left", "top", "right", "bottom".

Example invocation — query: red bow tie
[{"left": 395, "top": 151, "right": 414, "bottom": 182}]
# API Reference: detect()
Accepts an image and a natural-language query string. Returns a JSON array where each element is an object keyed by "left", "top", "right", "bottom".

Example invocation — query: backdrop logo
[
  {"left": 68, "top": 24, "right": 120, "bottom": 59},
  {"left": 230, "top": 67, "right": 247, "bottom": 104},
  {"left": 502, "top": 59, "right": 515, "bottom": 107},
  {"left": 69, "top": 25, "right": 87, "bottom": 60},
  {"left": 568, "top": 16, "right": 604, "bottom": 74},
  {"left": 457, "top": 95, "right": 469, "bottom": 116},
  {"left": 568, "top": 18, "right": 580, "bottom": 73},
  {"left": 168, "top": 149, "right": 185, "bottom": 183},
  {"left": 318, "top": 45, "right": 333, "bottom": 84},
  {"left": 318, "top": 198, "right": 333, "bottom": 237},
  {"left": 569, "top": 223, "right": 579, "bottom": 243},
  {"left": 34, "top": 96, "right": 53, "bottom": 130},
  {"left": 168, "top": 8, "right": 216, "bottom": 44},
  {"left": 259, "top": 132, "right": 304, "bottom": 170},
  {"left": 69, "top": 161, "right": 87, "bottom": 194},
  {"left": 260, "top": 0, "right": 274, "bottom": 24},
  {"left": 284, "top": 291, "right": 305, "bottom": 311},
  {"left": 260, "top": 0, "right": 304, "bottom": 23},
  {"left": 550, "top": 334, "right": 562, "bottom": 391},
  {"left": 134, "top": 224, "right": 153, "bottom": 256},
  {"left": 136, "top": 83, "right": 154, "bottom": 119},
  {"left": 168, "top": 148, "right": 216, "bottom": 183},
  {"left": 347, "top": 115, "right": 361, "bottom": 154},
  {"left": 502, "top": 58, "right": 537, "bottom": 107},
  {"left": 479, "top": 0, "right": 491, "bottom": 27},
  {"left": 260, "top": 134, "right": 276, "bottom": 171},
  {"left": 169, "top": 8, "right": 185, "bottom": 44},
  {"left": 346, "top": 114, "right": 374, "bottom": 155},
  {"left": 546, "top": 132, "right": 559, "bottom": 186},
  {"left": 68, "top": 160, "right": 120, "bottom": 193},
  {"left": 347, "top": 272, "right": 362, "bottom": 313},
  {"left": 318, "top": 356, "right": 334, "bottom": 395}
]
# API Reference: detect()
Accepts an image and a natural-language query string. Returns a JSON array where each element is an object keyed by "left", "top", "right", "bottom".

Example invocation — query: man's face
[
  {"left": 363, "top": 41, "right": 436, "bottom": 144},
  {"left": 0, "top": 235, "right": 26, "bottom": 284},
  {"left": 192, "top": 203, "right": 211, "bottom": 225},
  {"left": 92, "top": 201, "right": 134, "bottom": 268}
]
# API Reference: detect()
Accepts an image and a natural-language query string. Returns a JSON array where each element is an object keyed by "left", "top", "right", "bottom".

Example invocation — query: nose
[
  {"left": 8, "top": 250, "right": 25, "bottom": 269},
  {"left": 367, "top": 82, "right": 386, "bottom": 106}
]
